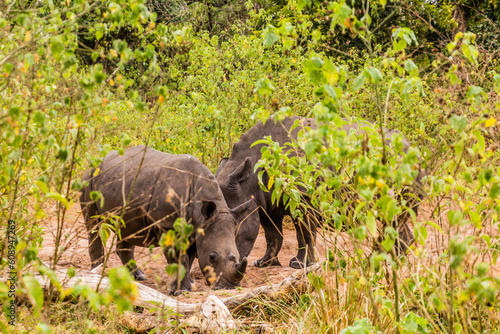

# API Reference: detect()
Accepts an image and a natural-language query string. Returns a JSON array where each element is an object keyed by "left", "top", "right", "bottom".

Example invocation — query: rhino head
[
  {"left": 215, "top": 157, "right": 261, "bottom": 260},
  {"left": 195, "top": 199, "right": 252, "bottom": 289}
]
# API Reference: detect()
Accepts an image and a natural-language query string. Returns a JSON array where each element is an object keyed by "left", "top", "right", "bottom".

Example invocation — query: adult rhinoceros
[
  {"left": 216, "top": 116, "right": 423, "bottom": 269},
  {"left": 80, "top": 145, "right": 251, "bottom": 294}
]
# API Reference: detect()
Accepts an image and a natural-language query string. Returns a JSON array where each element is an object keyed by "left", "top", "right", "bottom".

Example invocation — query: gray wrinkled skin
[
  {"left": 216, "top": 117, "right": 423, "bottom": 269},
  {"left": 80, "top": 146, "right": 249, "bottom": 294}
]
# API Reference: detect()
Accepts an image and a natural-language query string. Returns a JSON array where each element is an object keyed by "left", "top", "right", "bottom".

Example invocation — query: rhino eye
[{"left": 209, "top": 252, "right": 217, "bottom": 263}]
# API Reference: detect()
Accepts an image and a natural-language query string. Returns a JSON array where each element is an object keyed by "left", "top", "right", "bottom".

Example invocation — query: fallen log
[
  {"left": 222, "top": 263, "right": 322, "bottom": 312},
  {"left": 120, "top": 295, "right": 237, "bottom": 334},
  {"left": 32, "top": 263, "right": 323, "bottom": 332},
  {"left": 34, "top": 266, "right": 236, "bottom": 332}
]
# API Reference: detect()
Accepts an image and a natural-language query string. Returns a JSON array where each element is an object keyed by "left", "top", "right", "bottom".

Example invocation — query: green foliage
[
  {"left": 1, "top": 0, "right": 500, "bottom": 331},
  {"left": 339, "top": 318, "right": 377, "bottom": 334},
  {"left": 161, "top": 217, "right": 193, "bottom": 283}
]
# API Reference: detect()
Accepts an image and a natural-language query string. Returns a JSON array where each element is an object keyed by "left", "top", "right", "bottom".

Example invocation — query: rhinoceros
[
  {"left": 80, "top": 145, "right": 251, "bottom": 294},
  {"left": 216, "top": 116, "right": 423, "bottom": 269}
]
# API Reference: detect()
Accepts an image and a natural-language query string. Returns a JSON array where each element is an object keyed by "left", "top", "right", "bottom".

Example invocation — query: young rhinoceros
[{"left": 80, "top": 145, "right": 250, "bottom": 294}]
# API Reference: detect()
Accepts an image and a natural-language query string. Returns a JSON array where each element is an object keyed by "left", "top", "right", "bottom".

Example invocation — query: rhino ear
[
  {"left": 230, "top": 198, "right": 253, "bottom": 220},
  {"left": 201, "top": 200, "right": 217, "bottom": 219},
  {"left": 228, "top": 157, "right": 252, "bottom": 185},
  {"left": 215, "top": 158, "right": 229, "bottom": 178}
]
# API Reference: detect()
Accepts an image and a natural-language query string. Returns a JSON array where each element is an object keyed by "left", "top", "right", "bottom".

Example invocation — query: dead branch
[
  {"left": 221, "top": 263, "right": 322, "bottom": 312},
  {"left": 31, "top": 263, "right": 322, "bottom": 332}
]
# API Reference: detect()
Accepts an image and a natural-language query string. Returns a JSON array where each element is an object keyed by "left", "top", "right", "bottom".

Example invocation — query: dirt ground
[
  {"left": 36, "top": 201, "right": 499, "bottom": 305},
  {"left": 37, "top": 204, "right": 332, "bottom": 303}
]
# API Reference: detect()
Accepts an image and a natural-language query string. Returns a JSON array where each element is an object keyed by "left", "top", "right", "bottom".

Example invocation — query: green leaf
[
  {"left": 99, "top": 224, "right": 111, "bottom": 245},
  {"left": 254, "top": 77, "right": 275, "bottom": 96},
  {"left": 404, "top": 60, "right": 418, "bottom": 75},
  {"left": 476, "top": 262, "right": 488, "bottom": 277},
  {"left": 304, "top": 58, "right": 325, "bottom": 85},
  {"left": 165, "top": 263, "right": 186, "bottom": 282},
  {"left": 381, "top": 227, "right": 397, "bottom": 251},
  {"left": 25, "top": 53, "right": 35, "bottom": 67},
  {"left": 47, "top": 192, "right": 70, "bottom": 210},
  {"left": 278, "top": 21, "right": 294, "bottom": 35},
  {"left": 366, "top": 67, "right": 383, "bottom": 83},
  {"left": 415, "top": 223, "right": 428, "bottom": 245},
  {"left": 462, "top": 43, "right": 478, "bottom": 65},
  {"left": 324, "top": 84, "right": 337, "bottom": 99},
  {"left": 312, "top": 30, "right": 322, "bottom": 42},
  {"left": 401, "top": 312, "right": 430, "bottom": 333},
  {"left": 489, "top": 183, "right": 500, "bottom": 199},
  {"left": 96, "top": 23, "right": 105, "bottom": 40},
  {"left": 34, "top": 180, "right": 48, "bottom": 193},
  {"left": 38, "top": 266, "right": 62, "bottom": 292},
  {"left": 50, "top": 37, "right": 65, "bottom": 59},
  {"left": 67, "top": 267, "right": 76, "bottom": 279},
  {"left": 90, "top": 190, "right": 104, "bottom": 208},
  {"left": 377, "top": 196, "right": 401, "bottom": 224},
  {"left": 393, "top": 39, "right": 406, "bottom": 53},
  {"left": 353, "top": 72, "right": 366, "bottom": 91},
  {"left": 466, "top": 85, "right": 486, "bottom": 102},
  {"left": 297, "top": 0, "right": 312, "bottom": 11},
  {"left": 263, "top": 30, "right": 280, "bottom": 47},
  {"left": 107, "top": 267, "right": 136, "bottom": 313},
  {"left": 311, "top": 56, "right": 324, "bottom": 68},
  {"left": 353, "top": 226, "right": 367, "bottom": 241},
  {"left": 339, "top": 318, "right": 375, "bottom": 334},
  {"left": 23, "top": 276, "right": 44, "bottom": 316},
  {"left": 447, "top": 65, "right": 461, "bottom": 85},
  {"left": 447, "top": 210, "right": 463, "bottom": 225},
  {"left": 366, "top": 212, "right": 377, "bottom": 237},
  {"left": 58, "top": 148, "right": 68, "bottom": 161},
  {"left": 449, "top": 115, "right": 467, "bottom": 131},
  {"left": 94, "top": 71, "right": 106, "bottom": 85},
  {"left": 33, "top": 111, "right": 46, "bottom": 125}
]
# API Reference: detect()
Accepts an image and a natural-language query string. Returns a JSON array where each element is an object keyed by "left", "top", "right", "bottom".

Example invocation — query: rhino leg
[
  {"left": 395, "top": 221, "right": 414, "bottom": 255},
  {"left": 166, "top": 247, "right": 195, "bottom": 295},
  {"left": 116, "top": 240, "right": 146, "bottom": 281},
  {"left": 82, "top": 199, "right": 104, "bottom": 269},
  {"left": 290, "top": 218, "right": 316, "bottom": 269},
  {"left": 374, "top": 220, "right": 414, "bottom": 256},
  {"left": 253, "top": 214, "right": 283, "bottom": 267}
]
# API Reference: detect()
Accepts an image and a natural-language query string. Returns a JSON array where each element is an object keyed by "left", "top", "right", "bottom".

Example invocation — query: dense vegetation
[{"left": 1, "top": 0, "right": 499, "bottom": 332}]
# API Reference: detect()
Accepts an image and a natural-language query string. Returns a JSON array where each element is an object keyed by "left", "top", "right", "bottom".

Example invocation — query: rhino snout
[
  {"left": 213, "top": 257, "right": 247, "bottom": 290},
  {"left": 231, "top": 256, "right": 247, "bottom": 283}
]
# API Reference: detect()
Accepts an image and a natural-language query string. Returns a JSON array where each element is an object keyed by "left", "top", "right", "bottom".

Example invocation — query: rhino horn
[
  {"left": 231, "top": 257, "right": 248, "bottom": 282},
  {"left": 230, "top": 198, "right": 253, "bottom": 219}
]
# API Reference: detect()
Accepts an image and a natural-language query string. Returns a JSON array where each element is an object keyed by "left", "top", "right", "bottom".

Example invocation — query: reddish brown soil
[
  {"left": 37, "top": 204, "right": 331, "bottom": 303},
  {"left": 37, "top": 201, "right": 500, "bottom": 305}
]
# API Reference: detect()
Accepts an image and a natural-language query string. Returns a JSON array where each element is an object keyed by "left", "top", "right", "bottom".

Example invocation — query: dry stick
[
  {"left": 389, "top": 248, "right": 400, "bottom": 334},
  {"left": 53, "top": 128, "right": 81, "bottom": 268},
  {"left": 383, "top": 79, "right": 395, "bottom": 128},
  {"left": 50, "top": 127, "right": 81, "bottom": 312},
  {"left": 311, "top": 42, "right": 363, "bottom": 61},
  {"left": 371, "top": 8, "right": 398, "bottom": 34},
  {"left": 446, "top": 129, "right": 469, "bottom": 334}
]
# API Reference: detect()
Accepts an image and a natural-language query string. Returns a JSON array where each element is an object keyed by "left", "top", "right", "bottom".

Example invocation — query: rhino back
[{"left": 92, "top": 146, "right": 223, "bottom": 229}]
